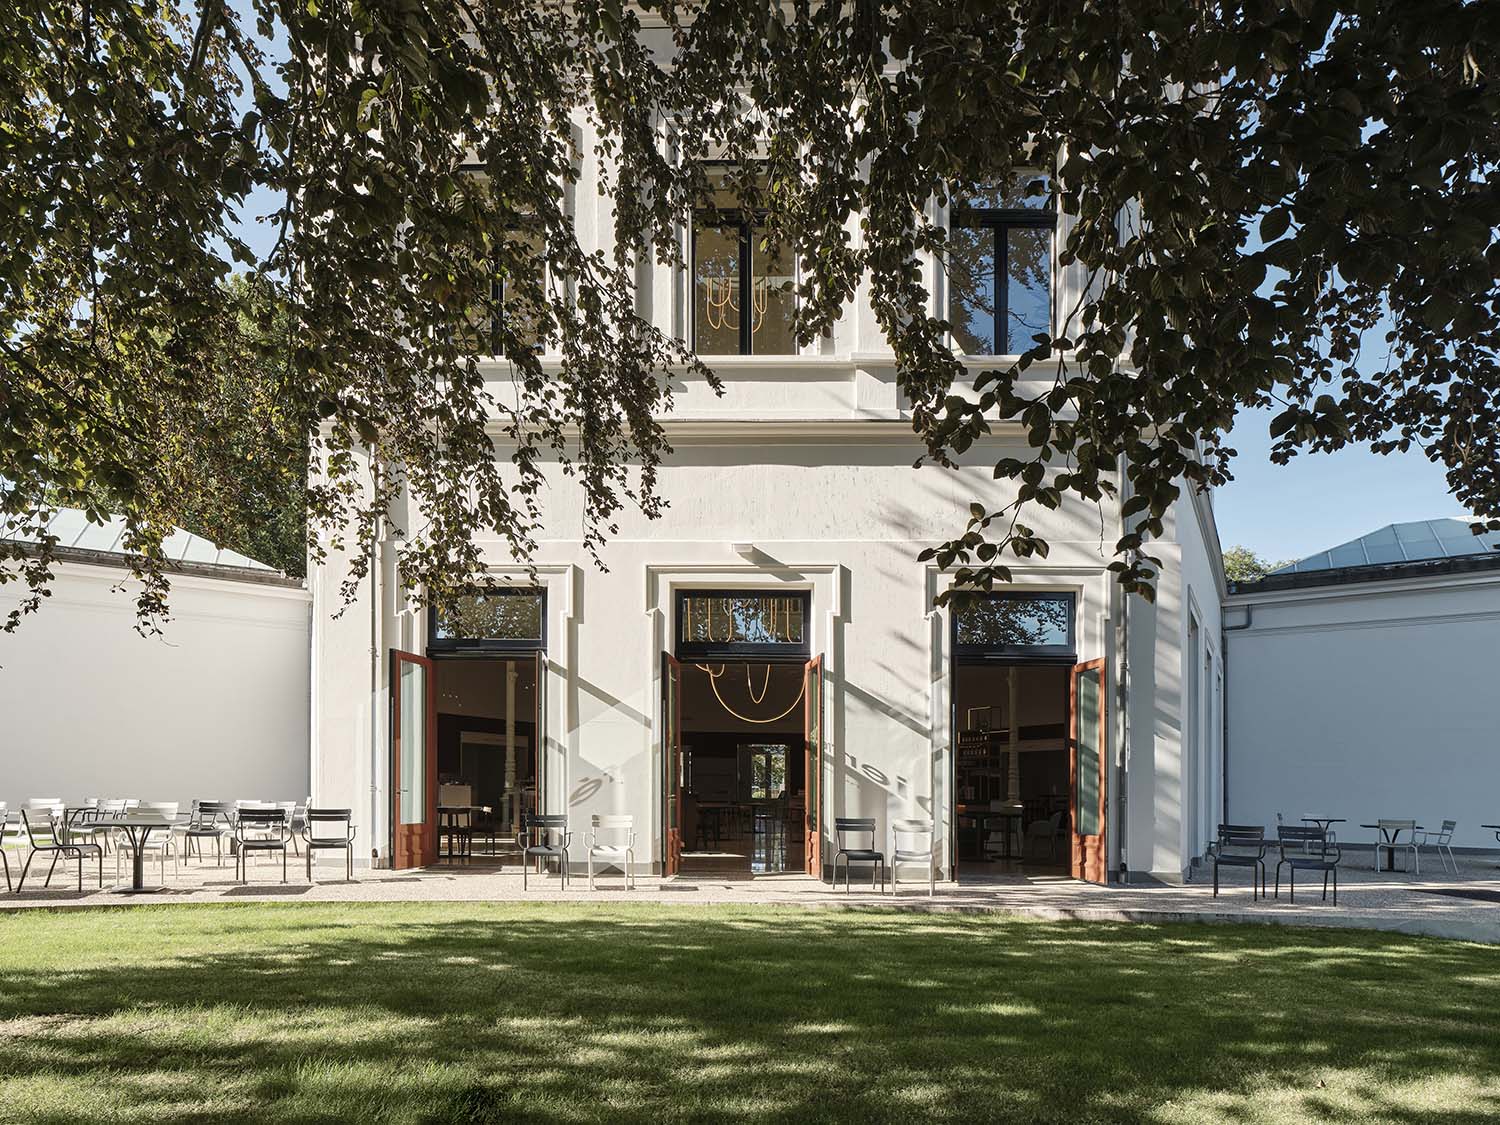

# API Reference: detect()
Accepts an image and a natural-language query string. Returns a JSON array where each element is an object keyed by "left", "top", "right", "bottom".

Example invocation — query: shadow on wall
[{"left": 0, "top": 904, "right": 1496, "bottom": 1122}]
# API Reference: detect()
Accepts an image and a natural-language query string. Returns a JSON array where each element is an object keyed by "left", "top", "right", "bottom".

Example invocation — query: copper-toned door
[
  {"left": 392, "top": 649, "right": 437, "bottom": 869},
  {"left": 1070, "top": 658, "right": 1108, "bottom": 883},
  {"left": 804, "top": 655, "right": 823, "bottom": 878},
  {"left": 661, "top": 652, "right": 683, "bottom": 876}
]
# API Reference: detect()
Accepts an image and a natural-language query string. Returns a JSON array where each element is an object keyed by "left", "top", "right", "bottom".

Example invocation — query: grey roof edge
[
  {"left": 1229, "top": 549, "right": 1500, "bottom": 596},
  {"left": 1, "top": 538, "right": 306, "bottom": 590}
]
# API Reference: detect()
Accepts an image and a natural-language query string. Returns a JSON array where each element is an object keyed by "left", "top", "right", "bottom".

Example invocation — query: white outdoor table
[{"left": 83, "top": 814, "right": 178, "bottom": 893}]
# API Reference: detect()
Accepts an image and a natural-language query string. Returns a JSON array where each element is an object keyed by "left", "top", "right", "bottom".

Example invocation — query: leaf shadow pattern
[{"left": 1, "top": 903, "right": 1499, "bottom": 1123}]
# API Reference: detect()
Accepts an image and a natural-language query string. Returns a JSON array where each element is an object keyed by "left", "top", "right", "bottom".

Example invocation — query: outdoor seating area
[
  {"left": 0, "top": 798, "right": 358, "bottom": 892},
  {"left": 1208, "top": 814, "right": 1467, "bottom": 905}
]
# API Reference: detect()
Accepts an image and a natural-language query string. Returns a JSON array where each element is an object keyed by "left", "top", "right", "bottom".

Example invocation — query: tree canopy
[
  {"left": 1221, "top": 545, "right": 1293, "bottom": 584},
  {"left": 2, "top": 0, "right": 1496, "bottom": 629}
]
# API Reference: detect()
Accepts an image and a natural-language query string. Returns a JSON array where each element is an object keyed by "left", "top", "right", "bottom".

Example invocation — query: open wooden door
[
  {"left": 1069, "top": 658, "right": 1108, "bottom": 883},
  {"left": 392, "top": 649, "right": 437, "bottom": 869},
  {"left": 532, "top": 650, "right": 546, "bottom": 817},
  {"left": 804, "top": 654, "right": 823, "bottom": 878},
  {"left": 661, "top": 652, "right": 683, "bottom": 876}
]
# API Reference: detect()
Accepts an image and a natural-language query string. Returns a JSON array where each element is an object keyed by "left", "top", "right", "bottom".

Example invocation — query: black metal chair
[
  {"left": 234, "top": 808, "right": 290, "bottom": 884},
  {"left": 519, "top": 813, "right": 572, "bottom": 889},
  {"left": 833, "top": 818, "right": 885, "bottom": 892},
  {"left": 1275, "top": 825, "right": 1342, "bottom": 904},
  {"left": 16, "top": 809, "right": 103, "bottom": 892},
  {"left": 303, "top": 808, "right": 358, "bottom": 882},
  {"left": 180, "top": 800, "right": 233, "bottom": 866},
  {"left": 1208, "top": 824, "right": 1267, "bottom": 900}
]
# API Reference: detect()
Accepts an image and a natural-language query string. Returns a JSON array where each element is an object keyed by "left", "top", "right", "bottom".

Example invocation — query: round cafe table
[
  {"left": 1360, "top": 822, "right": 1423, "bottom": 873},
  {"left": 82, "top": 813, "right": 178, "bottom": 893},
  {"left": 1301, "top": 816, "right": 1345, "bottom": 837}
]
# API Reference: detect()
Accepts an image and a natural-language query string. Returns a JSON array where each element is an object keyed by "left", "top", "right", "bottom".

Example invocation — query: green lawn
[{"left": 1, "top": 904, "right": 1498, "bottom": 1123}]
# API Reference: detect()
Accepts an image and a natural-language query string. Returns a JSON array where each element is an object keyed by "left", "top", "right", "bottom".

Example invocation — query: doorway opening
[
  {"left": 674, "top": 661, "right": 808, "bottom": 879},
  {"left": 952, "top": 663, "right": 1071, "bottom": 879},
  {"left": 430, "top": 656, "right": 541, "bottom": 863}
]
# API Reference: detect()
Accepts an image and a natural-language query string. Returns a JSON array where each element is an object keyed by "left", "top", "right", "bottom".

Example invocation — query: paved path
[{"left": 5, "top": 848, "right": 1499, "bottom": 943}]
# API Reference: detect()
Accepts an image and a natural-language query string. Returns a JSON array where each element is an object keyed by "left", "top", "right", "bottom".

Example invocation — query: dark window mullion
[
  {"left": 740, "top": 219, "right": 753, "bottom": 355},
  {"left": 995, "top": 225, "right": 1008, "bottom": 355}
]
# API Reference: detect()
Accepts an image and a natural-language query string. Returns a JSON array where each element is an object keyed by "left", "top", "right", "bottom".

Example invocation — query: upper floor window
[
  {"left": 692, "top": 168, "right": 797, "bottom": 355},
  {"left": 463, "top": 227, "right": 546, "bottom": 358},
  {"left": 949, "top": 174, "right": 1054, "bottom": 356}
]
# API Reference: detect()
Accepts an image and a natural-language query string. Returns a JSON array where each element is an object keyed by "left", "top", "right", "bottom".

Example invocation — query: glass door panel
[
  {"left": 1070, "top": 658, "right": 1107, "bottom": 883},
  {"left": 804, "top": 655, "right": 823, "bottom": 878},
  {"left": 662, "top": 653, "right": 683, "bottom": 876},
  {"left": 392, "top": 650, "right": 436, "bottom": 869}
]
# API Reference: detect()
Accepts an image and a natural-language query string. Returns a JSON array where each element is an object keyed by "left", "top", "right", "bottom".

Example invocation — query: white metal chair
[
  {"left": 890, "top": 818, "right": 936, "bottom": 896},
  {"left": 587, "top": 815, "right": 636, "bottom": 890},
  {"left": 1415, "top": 819, "right": 1458, "bottom": 875},
  {"left": 114, "top": 801, "right": 180, "bottom": 884},
  {"left": 1373, "top": 819, "right": 1420, "bottom": 874}
]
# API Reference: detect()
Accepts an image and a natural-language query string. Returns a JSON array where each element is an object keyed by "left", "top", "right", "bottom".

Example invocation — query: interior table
[
  {"left": 84, "top": 814, "right": 178, "bottom": 893},
  {"left": 958, "top": 809, "right": 1024, "bottom": 860},
  {"left": 437, "top": 805, "right": 491, "bottom": 860},
  {"left": 1359, "top": 822, "right": 1423, "bottom": 873}
]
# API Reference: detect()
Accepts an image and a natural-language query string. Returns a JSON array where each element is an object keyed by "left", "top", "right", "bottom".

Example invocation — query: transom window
[
  {"left": 951, "top": 591, "right": 1075, "bottom": 660},
  {"left": 676, "top": 589, "right": 810, "bottom": 659},
  {"left": 429, "top": 587, "right": 546, "bottom": 652},
  {"left": 692, "top": 168, "right": 797, "bottom": 356},
  {"left": 949, "top": 173, "right": 1054, "bottom": 356}
]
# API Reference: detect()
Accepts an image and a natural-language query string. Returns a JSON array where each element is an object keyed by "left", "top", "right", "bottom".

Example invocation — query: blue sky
[{"left": 1215, "top": 409, "right": 1460, "bottom": 564}]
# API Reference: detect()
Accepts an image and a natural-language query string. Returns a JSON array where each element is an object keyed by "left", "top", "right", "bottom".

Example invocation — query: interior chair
[
  {"left": 16, "top": 808, "right": 103, "bottom": 892},
  {"left": 519, "top": 813, "right": 572, "bottom": 889},
  {"left": 1373, "top": 819, "right": 1419, "bottom": 874},
  {"left": 1274, "top": 825, "right": 1342, "bottom": 904},
  {"left": 1415, "top": 819, "right": 1458, "bottom": 875},
  {"left": 587, "top": 815, "right": 636, "bottom": 890},
  {"left": 890, "top": 818, "right": 936, "bottom": 896},
  {"left": 234, "top": 808, "right": 290, "bottom": 884},
  {"left": 179, "top": 800, "right": 233, "bottom": 865},
  {"left": 114, "top": 801, "right": 180, "bottom": 884},
  {"left": 303, "top": 808, "right": 358, "bottom": 882},
  {"left": 1024, "top": 811, "right": 1065, "bottom": 861},
  {"left": 832, "top": 818, "right": 885, "bottom": 892},
  {"left": 1208, "top": 824, "right": 1267, "bottom": 900}
]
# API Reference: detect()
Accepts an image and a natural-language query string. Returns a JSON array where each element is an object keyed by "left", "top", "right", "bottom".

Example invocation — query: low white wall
[
  {"left": 0, "top": 562, "right": 311, "bottom": 810},
  {"left": 1225, "top": 572, "right": 1500, "bottom": 851}
]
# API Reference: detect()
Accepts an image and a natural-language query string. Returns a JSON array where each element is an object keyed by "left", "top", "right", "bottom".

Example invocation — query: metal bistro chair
[
  {"left": 1373, "top": 819, "right": 1420, "bottom": 874},
  {"left": 890, "top": 818, "right": 936, "bottom": 896},
  {"left": 179, "top": 800, "right": 234, "bottom": 865},
  {"left": 16, "top": 808, "right": 103, "bottom": 892},
  {"left": 833, "top": 818, "right": 885, "bottom": 892},
  {"left": 303, "top": 808, "right": 357, "bottom": 882},
  {"left": 519, "top": 813, "right": 572, "bottom": 889},
  {"left": 1274, "top": 825, "right": 1342, "bottom": 904},
  {"left": 1415, "top": 819, "right": 1459, "bottom": 875},
  {"left": 0, "top": 803, "right": 12, "bottom": 892},
  {"left": 1208, "top": 824, "right": 1268, "bottom": 900},
  {"left": 587, "top": 815, "right": 637, "bottom": 890},
  {"left": 234, "top": 807, "right": 291, "bottom": 884}
]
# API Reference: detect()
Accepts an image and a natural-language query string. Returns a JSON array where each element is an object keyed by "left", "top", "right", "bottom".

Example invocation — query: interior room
[
  {"left": 432, "top": 657, "right": 539, "bottom": 861},
  {"left": 952, "top": 663, "right": 1070, "bottom": 878},
  {"left": 678, "top": 661, "right": 807, "bottom": 877}
]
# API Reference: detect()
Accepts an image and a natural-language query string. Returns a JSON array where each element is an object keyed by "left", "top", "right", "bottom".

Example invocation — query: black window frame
[
  {"left": 690, "top": 166, "right": 796, "bottom": 357},
  {"left": 674, "top": 588, "right": 812, "bottom": 661},
  {"left": 950, "top": 191, "right": 1056, "bottom": 357},
  {"left": 427, "top": 586, "right": 547, "bottom": 655},
  {"left": 950, "top": 590, "right": 1077, "bottom": 664}
]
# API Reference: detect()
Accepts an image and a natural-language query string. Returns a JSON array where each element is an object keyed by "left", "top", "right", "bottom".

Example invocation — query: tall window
[
  {"left": 949, "top": 174, "right": 1054, "bottom": 356},
  {"left": 692, "top": 169, "right": 797, "bottom": 355},
  {"left": 466, "top": 227, "right": 546, "bottom": 358}
]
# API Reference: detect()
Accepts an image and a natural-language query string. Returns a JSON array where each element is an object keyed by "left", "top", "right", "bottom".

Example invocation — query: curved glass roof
[{"left": 1274, "top": 518, "right": 1500, "bottom": 575}]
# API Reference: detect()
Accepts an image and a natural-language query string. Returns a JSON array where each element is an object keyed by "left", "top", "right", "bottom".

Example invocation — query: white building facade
[{"left": 308, "top": 97, "right": 1227, "bottom": 884}]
